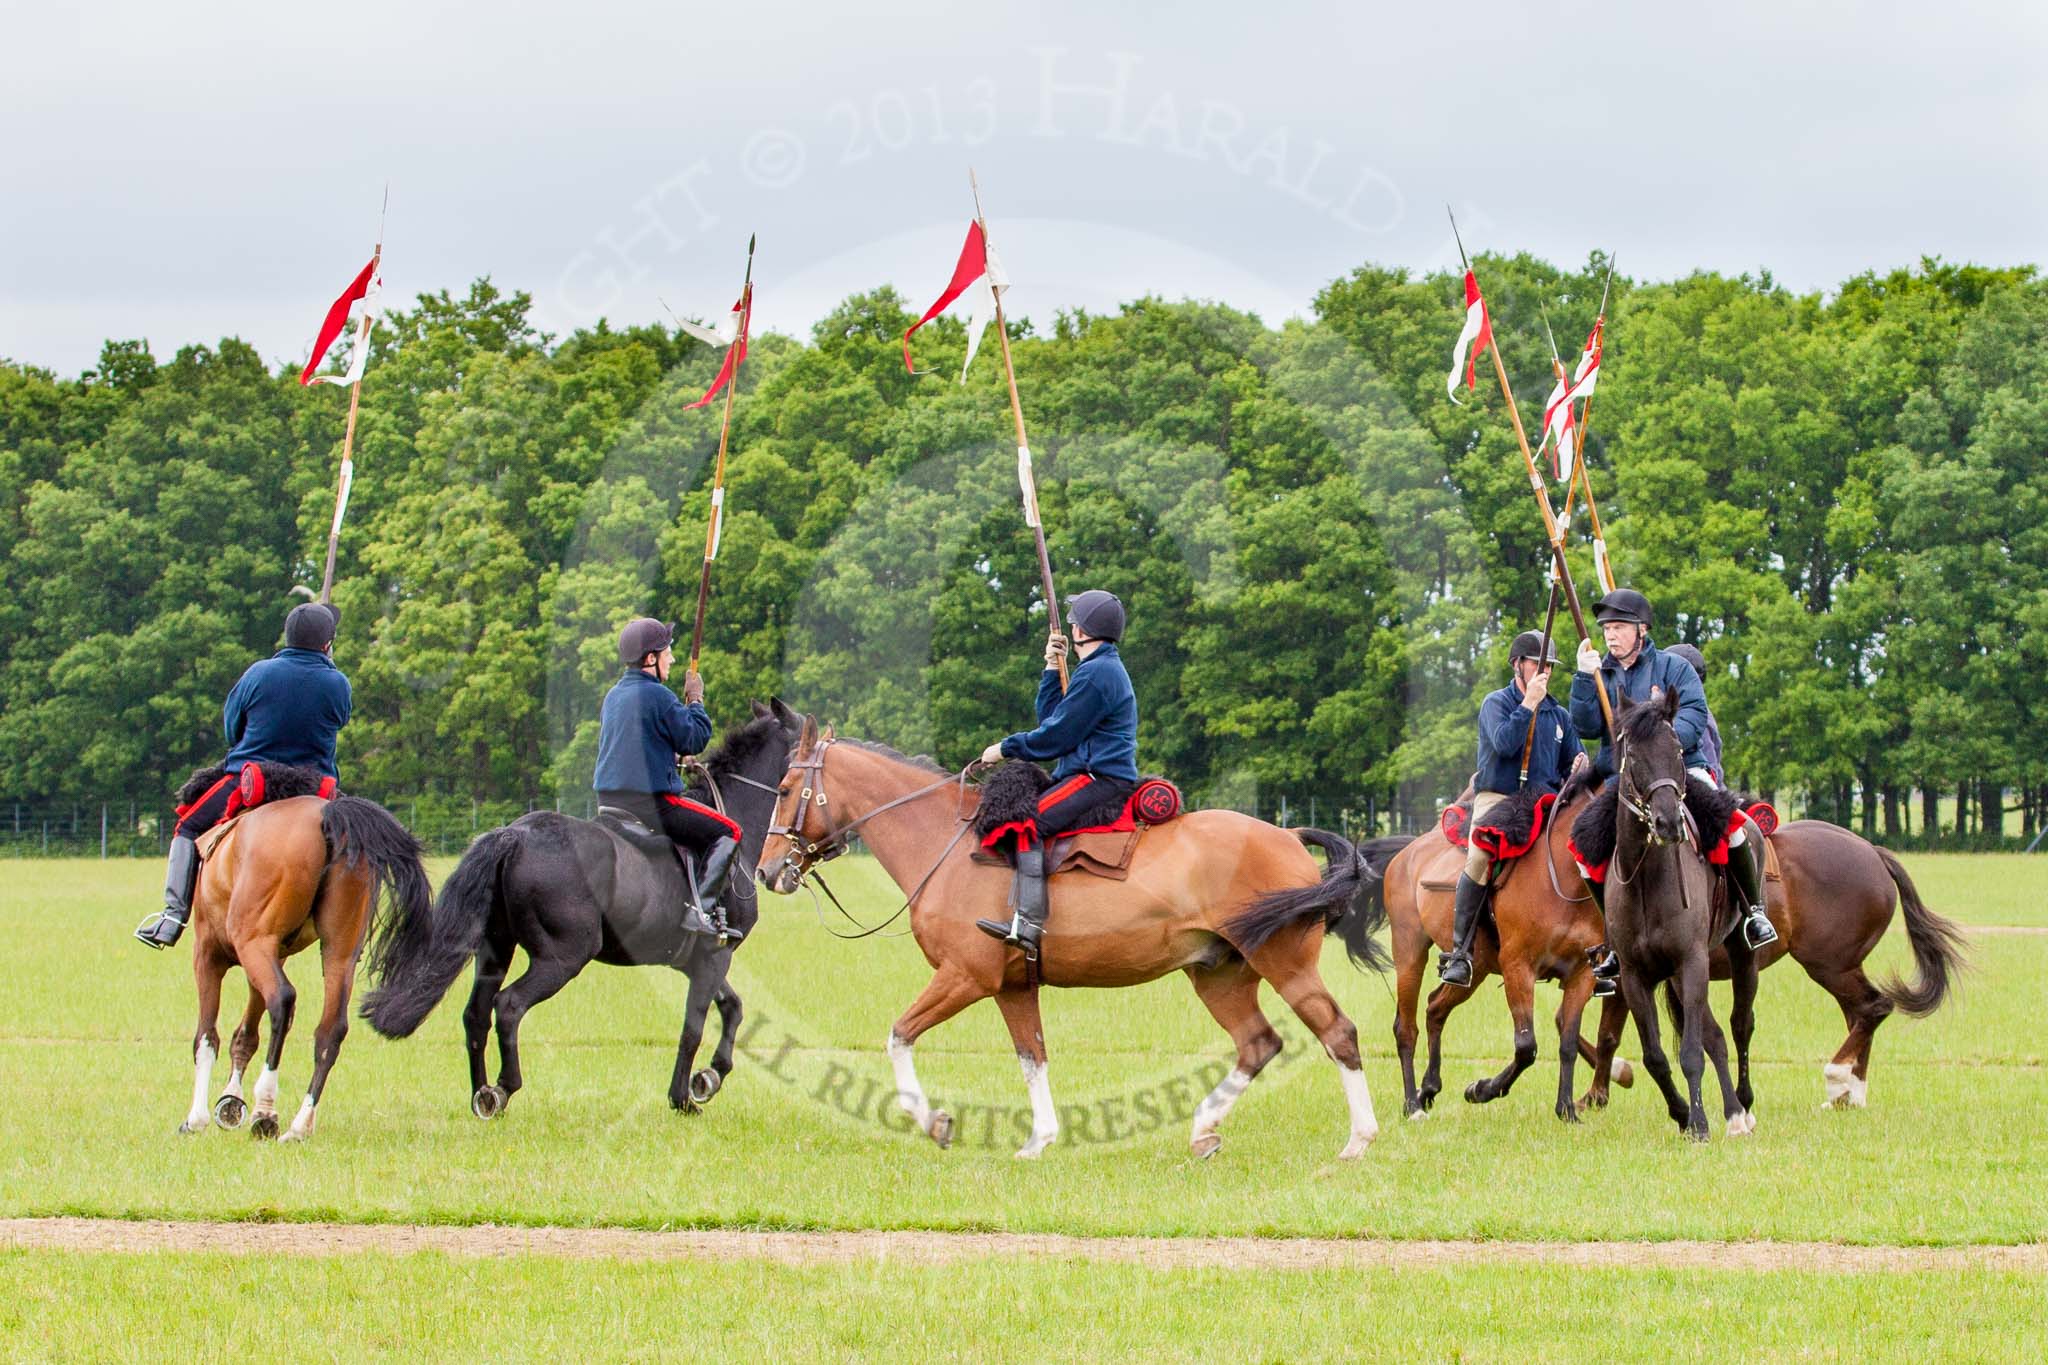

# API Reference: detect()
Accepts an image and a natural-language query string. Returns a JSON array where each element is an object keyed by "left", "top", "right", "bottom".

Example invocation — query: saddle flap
[
  {"left": 596, "top": 808, "right": 676, "bottom": 860},
  {"left": 1046, "top": 826, "right": 1144, "bottom": 881},
  {"left": 1417, "top": 839, "right": 1464, "bottom": 893}
]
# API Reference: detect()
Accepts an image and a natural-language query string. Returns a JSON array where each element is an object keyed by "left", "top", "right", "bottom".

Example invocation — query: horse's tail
[
  {"left": 321, "top": 795, "right": 433, "bottom": 981},
  {"left": 1874, "top": 848, "right": 1968, "bottom": 1017},
  {"left": 1227, "top": 828, "right": 1390, "bottom": 974},
  {"left": 360, "top": 823, "right": 507, "bottom": 1040}
]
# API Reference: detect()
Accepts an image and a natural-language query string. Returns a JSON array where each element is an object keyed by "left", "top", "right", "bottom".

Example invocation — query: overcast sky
[{"left": 3, "top": 0, "right": 2042, "bottom": 376}]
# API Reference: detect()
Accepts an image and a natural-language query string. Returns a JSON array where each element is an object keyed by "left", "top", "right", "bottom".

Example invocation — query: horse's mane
[
  {"left": 1617, "top": 698, "right": 1675, "bottom": 748},
  {"left": 701, "top": 713, "right": 787, "bottom": 780},
  {"left": 833, "top": 737, "right": 949, "bottom": 776}
]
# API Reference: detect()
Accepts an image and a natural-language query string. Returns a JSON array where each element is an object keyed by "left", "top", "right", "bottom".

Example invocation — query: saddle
[
  {"left": 178, "top": 762, "right": 336, "bottom": 861},
  {"left": 596, "top": 805, "right": 674, "bottom": 857},
  {"left": 969, "top": 761, "right": 1182, "bottom": 882}
]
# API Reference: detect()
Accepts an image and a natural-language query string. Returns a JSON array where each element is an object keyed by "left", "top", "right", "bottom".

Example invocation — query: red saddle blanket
[{"left": 1441, "top": 791, "right": 1557, "bottom": 861}]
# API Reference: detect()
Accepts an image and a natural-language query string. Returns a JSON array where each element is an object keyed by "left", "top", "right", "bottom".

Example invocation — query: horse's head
[
  {"left": 1615, "top": 687, "right": 1688, "bottom": 847},
  {"left": 759, "top": 713, "right": 836, "bottom": 895}
]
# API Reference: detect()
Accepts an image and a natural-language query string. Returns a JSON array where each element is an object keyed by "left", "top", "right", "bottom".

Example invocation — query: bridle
[
  {"left": 764, "top": 734, "right": 982, "bottom": 938},
  {"left": 1611, "top": 726, "right": 1697, "bottom": 892}
]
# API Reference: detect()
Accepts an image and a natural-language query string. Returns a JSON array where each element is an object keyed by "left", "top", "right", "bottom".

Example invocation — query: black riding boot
[
  {"left": 1583, "top": 876, "right": 1619, "bottom": 997},
  {"left": 976, "top": 846, "right": 1049, "bottom": 963},
  {"left": 135, "top": 836, "right": 200, "bottom": 949},
  {"left": 690, "top": 835, "right": 744, "bottom": 945},
  {"left": 1437, "top": 872, "right": 1490, "bottom": 986},
  {"left": 1726, "top": 836, "right": 1777, "bottom": 949}
]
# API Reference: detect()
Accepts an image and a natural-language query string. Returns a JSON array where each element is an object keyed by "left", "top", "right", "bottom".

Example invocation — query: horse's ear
[
  {"left": 820, "top": 723, "right": 836, "bottom": 744},
  {"left": 771, "top": 696, "right": 803, "bottom": 738},
  {"left": 797, "top": 713, "right": 817, "bottom": 754},
  {"left": 1654, "top": 684, "right": 1677, "bottom": 720},
  {"left": 751, "top": 700, "right": 773, "bottom": 720}
]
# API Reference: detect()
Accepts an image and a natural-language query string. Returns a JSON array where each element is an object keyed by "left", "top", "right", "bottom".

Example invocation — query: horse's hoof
[
  {"left": 471, "top": 1085, "right": 507, "bottom": 1120},
  {"left": 249, "top": 1113, "right": 280, "bottom": 1141},
  {"left": 1726, "top": 1110, "right": 1757, "bottom": 1138},
  {"left": 1462, "top": 1080, "right": 1491, "bottom": 1104},
  {"left": 1190, "top": 1133, "right": 1223, "bottom": 1159},
  {"left": 928, "top": 1111, "right": 954, "bottom": 1150},
  {"left": 1014, "top": 1137, "right": 1054, "bottom": 1160},
  {"left": 213, "top": 1094, "right": 247, "bottom": 1130},
  {"left": 1404, "top": 1105, "right": 1428, "bottom": 1122},
  {"left": 1611, "top": 1058, "right": 1635, "bottom": 1089},
  {"left": 1337, "top": 1130, "right": 1376, "bottom": 1160},
  {"left": 1417, "top": 1088, "right": 1439, "bottom": 1112},
  {"left": 279, "top": 1127, "right": 309, "bottom": 1145},
  {"left": 1555, "top": 1102, "right": 1582, "bottom": 1125},
  {"left": 688, "top": 1068, "right": 722, "bottom": 1105},
  {"left": 177, "top": 1118, "right": 207, "bottom": 1136}
]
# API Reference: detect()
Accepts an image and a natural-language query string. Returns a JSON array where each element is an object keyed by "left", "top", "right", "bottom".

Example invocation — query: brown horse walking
[
  {"left": 756, "top": 721, "right": 1389, "bottom": 1160},
  {"left": 1375, "top": 794, "right": 1966, "bottom": 1121},
  {"left": 174, "top": 794, "right": 429, "bottom": 1141},
  {"left": 1378, "top": 791, "right": 1635, "bottom": 1123}
]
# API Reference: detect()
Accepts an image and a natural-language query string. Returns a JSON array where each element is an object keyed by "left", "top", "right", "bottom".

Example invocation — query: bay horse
[
  {"left": 1376, "top": 796, "right": 1636, "bottom": 1123},
  {"left": 176, "top": 793, "right": 430, "bottom": 1141},
  {"left": 1596, "top": 688, "right": 1756, "bottom": 1141},
  {"left": 755, "top": 719, "right": 1390, "bottom": 1161},
  {"left": 361, "top": 701, "right": 801, "bottom": 1117}
]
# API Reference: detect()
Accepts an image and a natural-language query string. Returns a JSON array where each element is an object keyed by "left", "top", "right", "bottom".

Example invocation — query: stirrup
[
  {"left": 1437, "top": 950, "right": 1473, "bottom": 987},
  {"left": 134, "top": 910, "right": 183, "bottom": 949},
  {"left": 974, "top": 914, "right": 1041, "bottom": 963},
  {"left": 1742, "top": 910, "right": 1778, "bottom": 950}
]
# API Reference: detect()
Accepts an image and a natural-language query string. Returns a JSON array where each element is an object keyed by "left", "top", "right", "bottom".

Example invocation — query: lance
[
  {"left": 317, "top": 185, "right": 387, "bottom": 606},
  {"left": 971, "top": 169, "right": 1067, "bottom": 692},
  {"left": 1449, "top": 209, "right": 1615, "bottom": 739},
  {"left": 1572, "top": 257, "right": 1618, "bottom": 594},
  {"left": 686, "top": 233, "right": 756, "bottom": 676}
]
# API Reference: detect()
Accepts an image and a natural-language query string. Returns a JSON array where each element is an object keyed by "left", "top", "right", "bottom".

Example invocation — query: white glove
[
  {"left": 1576, "top": 639, "right": 1601, "bottom": 675},
  {"left": 980, "top": 743, "right": 1006, "bottom": 765}
]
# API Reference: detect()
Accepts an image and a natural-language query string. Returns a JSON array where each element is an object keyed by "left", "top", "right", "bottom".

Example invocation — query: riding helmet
[
  {"left": 618, "top": 617, "right": 676, "bottom": 666},
  {"left": 1666, "top": 642, "right": 1708, "bottom": 681},
  {"left": 1592, "top": 588, "right": 1653, "bottom": 628},
  {"left": 284, "top": 602, "right": 340, "bottom": 651},
  {"left": 1065, "top": 589, "right": 1126, "bottom": 642},
  {"left": 1507, "top": 630, "right": 1561, "bottom": 667}
]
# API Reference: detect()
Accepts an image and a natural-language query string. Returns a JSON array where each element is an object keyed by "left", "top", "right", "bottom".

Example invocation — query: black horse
[
  {"left": 1573, "top": 688, "right": 1758, "bottom": 1142},
  {"left": 361, "top": 700, "right": 802, "bottom": 1117}
]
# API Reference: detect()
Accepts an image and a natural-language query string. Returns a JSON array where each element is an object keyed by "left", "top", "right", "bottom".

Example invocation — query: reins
[{"left": 768, "top": 738, "right": 986, "bottom": 939}]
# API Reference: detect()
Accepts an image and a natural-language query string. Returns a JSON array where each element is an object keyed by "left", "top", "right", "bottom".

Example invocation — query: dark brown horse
[
  {"left": 1593, "top": 689, "right": 1754, "bottom": 1141},
  {"left": 756, "top": 720, "right": 1389, "bottom": 1160},
  {"left": 175, "top": 794, "right": 429, "bottom": 1140}
]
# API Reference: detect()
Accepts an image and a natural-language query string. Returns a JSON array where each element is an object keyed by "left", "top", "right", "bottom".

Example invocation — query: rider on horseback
[
  {"left": 1439, "top": 630, "right": 1591, "bottom": 990},
  {"left": 1570, "top": 590, "right": 1776, "bottom": 951},
  {"left": 973, "top": 589, "right": 1139, "bottom": 962},
  {"left": 1666, "top": 641, "right": 1775, "bottom": 950},
  {"left": 136, "top": 601, "right": 350, "bottom": 949},
  {"left": 594, "top": 618, "right": 742, "bottom": 943}
]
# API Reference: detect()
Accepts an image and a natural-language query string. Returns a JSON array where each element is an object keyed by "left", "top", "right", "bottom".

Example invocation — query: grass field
[{"left": 1, "top": 851, "right": 2042, "bottom": 1358}]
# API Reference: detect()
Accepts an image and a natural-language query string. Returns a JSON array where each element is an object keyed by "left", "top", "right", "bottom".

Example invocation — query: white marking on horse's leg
[
  {"left": 252, "top": 1065, "right": 280, "bottom": 1118},
  {"left": 1822, "top": 1060, "right": 1856, "bottom": 1109},
  {"left": 182, "top": 1039, "right": 216, "bottom": 1132},
  {"left": 1726, "top": 1109, "right": 1756, "bottom": 1138},
  {"left": 280, "top": 1095, "right": 318, "bottom": 1143},
  {"left": 221, "top": 1065, "right": 246, "bottom": 1105},
  {"left": 1612, "top": 1057, "right": 1635, "bottom": 1087},
  {"left": 1190, "top": 1067, "right": 1251, "bottom": 1155},
  {"left": 1336, "top": 1064, "right": 1379, "bottom": 1159},
  {"left": 1015, "top": 1055, "right": 1059, "bottom": 1159},
  {"left": 886, "top": 1031, "right": 933, "bottom": 1135},
  {"left": 1845, "top": 1071, "right": 1867, "bottom": 1108}
]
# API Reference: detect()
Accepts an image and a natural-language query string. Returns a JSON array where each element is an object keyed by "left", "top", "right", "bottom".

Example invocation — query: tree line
[{"left": 1, "top": 252, "right": 2041, "bottom": 847}]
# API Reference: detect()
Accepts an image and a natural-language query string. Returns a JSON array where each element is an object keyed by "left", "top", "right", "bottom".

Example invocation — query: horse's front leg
[
  {"left": 888, "top": 967, "right": 987, "bottom": 1149},
  {"left": 180, "top": 947, "right": 228, "bottom": 1134},
  {"left": 699, "top": 983, "right": 744, "bottom": 1103},
  {"left": 1551, "top": 967, "right": 1596, "bottom": 1123},
  {"left": 1464, "top": 956, "right": 1537, "bottom": 1105},
  {"left": 669, "top": 956, "right": 726, "bottom": 1114},
  {"left": 1677, "top": 954, "right": 1711, "bottom": 1142},
  {"left": 1620, "top": 968, "right": 1688, "bottom": 1130}
]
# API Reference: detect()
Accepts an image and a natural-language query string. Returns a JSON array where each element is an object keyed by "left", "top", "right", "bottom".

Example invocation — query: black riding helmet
[
  {"left": 1507, "top": 630, "right": 1560, "bottom": 668},
  {"left": 617, "top": 617, "right": 676, "bottom": 667},
  {"left": 1065, "top": 589, "right": 1125, "bottom": 642},
  {"left": 1592, "top": 588, "right": 1653, "bottom": 628},
  {"left": 284, "top": 602, "right": 340, "bottom": 651},
  {"left": 1666, "top": 642, "right": 1708, "bottom": 680}
]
